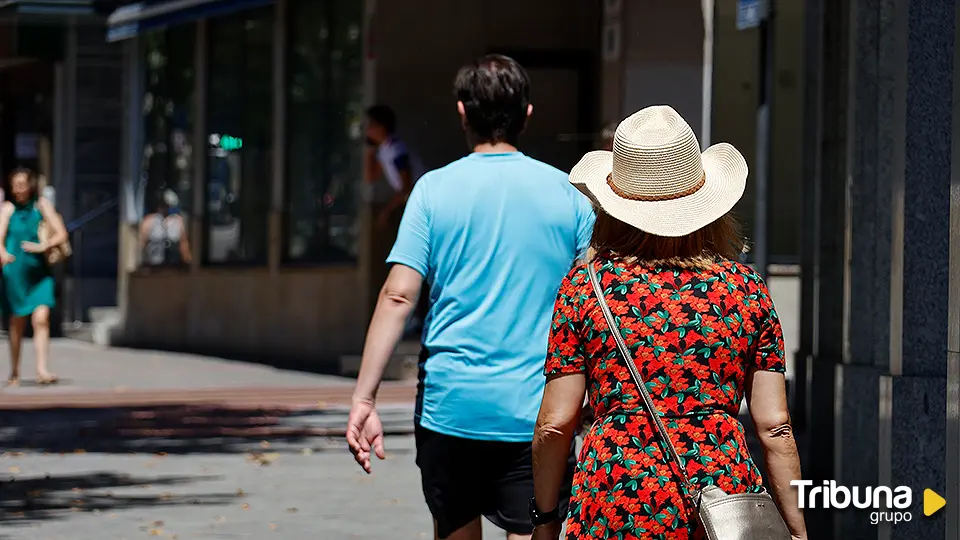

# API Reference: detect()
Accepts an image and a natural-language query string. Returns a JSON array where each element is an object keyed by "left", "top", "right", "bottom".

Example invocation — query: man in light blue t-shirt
[{"left": 347, "top": 55, "right": 594, "bottom": 540}]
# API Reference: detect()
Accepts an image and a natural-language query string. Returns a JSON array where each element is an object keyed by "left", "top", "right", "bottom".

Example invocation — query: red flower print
[{"left": 544, "top": 255, "right": 786, "bottom": 539}]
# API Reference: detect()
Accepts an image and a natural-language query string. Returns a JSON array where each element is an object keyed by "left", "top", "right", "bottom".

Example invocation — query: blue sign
[{"left": 736, "top": 0, "right": 767, "bottom": 30}]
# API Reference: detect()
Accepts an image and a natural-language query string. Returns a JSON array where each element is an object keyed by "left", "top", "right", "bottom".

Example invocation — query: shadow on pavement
[
  {"left": 0, "top": 471, "right": 236, "bottom": 525},
  {"left": 0, "top": 405, "right": 378, "bottom": 455}
]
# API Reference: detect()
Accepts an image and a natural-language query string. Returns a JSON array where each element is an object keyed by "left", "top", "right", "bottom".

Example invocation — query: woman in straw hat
[{"left": 529, "top": 106, "right": 807, "bottom": 539}]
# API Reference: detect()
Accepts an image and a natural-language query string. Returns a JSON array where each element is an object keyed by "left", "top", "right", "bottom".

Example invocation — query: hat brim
[{"left": 569, "top": 143, "right": 748, "bottom": 237}]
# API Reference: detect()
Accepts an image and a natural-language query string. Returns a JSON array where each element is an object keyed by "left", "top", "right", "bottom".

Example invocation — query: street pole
[{"left": 753, "top": 1, "right": 775, "bottom": 279}]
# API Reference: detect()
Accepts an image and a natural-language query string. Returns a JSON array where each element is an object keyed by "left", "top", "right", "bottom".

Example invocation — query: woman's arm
[
  {"left": 174, "top": 215, "right": 192, "bottom": 264},
  {"left": 532, "top": 373, "right": 586, "bottom": 537},
  {"left": 746, "top": 369, "right": 807, "bottom": 540},
  {"left": 36, "top": 197, "right": 68, "bottom": 247},
  {"left": 139, "top": 215, "right": 154, "bottom": 250},
  {"left": 0, "top": 202, "right": 14, "bottom": 263}
]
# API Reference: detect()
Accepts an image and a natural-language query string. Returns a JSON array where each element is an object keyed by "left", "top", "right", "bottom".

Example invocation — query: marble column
[
  {"left": 806, "top": 0, "right": 851, "bottom": 536},
  {"left": 884, "top": 1, "right": 954, "bottom": 538},
  {"left": 803, "top": 0, "right": 958, "bottom": 538}
]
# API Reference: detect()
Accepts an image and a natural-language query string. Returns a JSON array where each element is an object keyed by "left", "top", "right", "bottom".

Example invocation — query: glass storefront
[
  {"left": 205, "top": 7, "right": 274, "bottom": 265},
  {"left": 135, "top": 0, "right": 363, "bottom": 269},
  {"left": 139, "top": 25, "right": 196, "bottom": 268},
  {"left": 284, "top": 0, "right": 364, "bottom": 263}
]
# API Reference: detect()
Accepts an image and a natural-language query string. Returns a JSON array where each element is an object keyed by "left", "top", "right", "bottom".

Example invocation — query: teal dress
[{"left": 2, "top": 200, "right": 55, "bottom": 317}]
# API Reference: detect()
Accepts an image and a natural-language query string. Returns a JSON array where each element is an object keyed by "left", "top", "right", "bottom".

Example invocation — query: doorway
[{"left": 488, "top": 50, "right": 598, "bottom": 173}]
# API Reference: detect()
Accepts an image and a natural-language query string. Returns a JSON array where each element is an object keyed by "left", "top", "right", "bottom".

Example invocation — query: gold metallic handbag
[
  {"left": 586, "top": 263, "right": 792, "bottom": 540},
  {"left": 37, "top": 219, "right": 72, "bottom": 265}
]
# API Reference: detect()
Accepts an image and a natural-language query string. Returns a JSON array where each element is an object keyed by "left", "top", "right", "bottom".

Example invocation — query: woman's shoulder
[{"left": 565, "top": 261, "right": 593, "bottom": 288}]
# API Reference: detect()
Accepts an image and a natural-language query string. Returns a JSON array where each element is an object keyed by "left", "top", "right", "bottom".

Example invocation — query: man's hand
[
  {"left": 532, "top": 522, "right": 562, "bottom": 540},
  {"left": 346, "top": 398, "right": 386, "bottom": 473}
]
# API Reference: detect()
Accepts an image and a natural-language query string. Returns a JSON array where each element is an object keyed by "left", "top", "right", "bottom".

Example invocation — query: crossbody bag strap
[{"left": 586, "top": 263, "right": 700, "bottom": 499}]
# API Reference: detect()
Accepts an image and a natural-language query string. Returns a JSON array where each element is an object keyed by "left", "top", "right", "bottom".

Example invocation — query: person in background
[
  {"left": 530, "top": 106, "right": 806, "bottom": 539},
  {"left": 600, "top": 121, "right": 617, "bottom": 151},
  {"left": 364, "top": 104, "right": 427, "bottom": 336},
  {"left": 139, "top": 189, "right": 191, "bottom": 267},
  {"left": 0, "top": 167, "right": 67, "bottom": 386},
  {"left": 347, "top": 55, "right": 595, "bottom": 540}
]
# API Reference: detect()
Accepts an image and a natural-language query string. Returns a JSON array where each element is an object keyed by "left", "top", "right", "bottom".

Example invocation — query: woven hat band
[{"left": 606, "top": 172, "right": 706, "bottom": 202}]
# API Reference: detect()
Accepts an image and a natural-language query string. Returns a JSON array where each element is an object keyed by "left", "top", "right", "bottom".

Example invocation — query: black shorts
[{"left": 415, "top": 424, "right": 576, "bottom": 539}]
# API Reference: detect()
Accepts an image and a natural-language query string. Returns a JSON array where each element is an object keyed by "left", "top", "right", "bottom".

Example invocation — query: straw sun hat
[{"left": 570, "top": 105, "right": 748, "bottom": 238}]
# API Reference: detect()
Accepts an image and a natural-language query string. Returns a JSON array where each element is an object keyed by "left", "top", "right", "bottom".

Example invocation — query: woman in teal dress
[{"left": 0, "top": 168, "right": 67, "bottom": 386}]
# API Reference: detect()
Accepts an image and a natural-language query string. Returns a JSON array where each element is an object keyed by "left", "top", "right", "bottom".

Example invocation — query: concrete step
[
  {"left": 61, "top": 306, "right": 121, "bottom": 346},
  {"left": 62, "top": 322, "right": 95, "bottom": 343}
]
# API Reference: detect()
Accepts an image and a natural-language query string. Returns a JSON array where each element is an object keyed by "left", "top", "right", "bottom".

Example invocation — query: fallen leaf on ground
[
  {"left": 8, "top": 466, "right": 19, "bottom": 474},
  {"left": 236, "top": 489, "right": 246, "bottom": 497},
  {"left": 246, "top": 452, "right": 280, "bottom": 466},
  {"left": 286, "top": 508, "right": 298, "bottom": 513},
  {"left": 269, "top": 523, "right": 278, "bottom": 531},
  {"left": 160, "top": 493, "right": 172, "bottom": 501},
  {"left": 241, "top": 503, "right": 249, "bottom": 510},
  {"left": 155, "top": 452, "right": 168, "bottom": 457},
  {"left": 73, "top": 449, "right": 86, "bottom": 454},
  {"left": 148, "top": 529, "right": 163, "bottom": 536}
]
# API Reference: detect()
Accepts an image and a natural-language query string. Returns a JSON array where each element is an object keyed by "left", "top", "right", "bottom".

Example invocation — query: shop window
[
  {"left": 204, "top": 7, "right": 274, "bottom": 264},
  {"left": 284, "top": 0, "right": 364, "bottom": 263},
  {"left": 139, "top": 25, "right": 195, "bottom": 268}
]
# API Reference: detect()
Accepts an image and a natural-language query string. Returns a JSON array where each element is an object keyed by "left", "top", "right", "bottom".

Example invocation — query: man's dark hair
[
  {"left": 454, "top": 55, "right": 531, "bottom": 145},
  {"left": 366, "top": 105, "right": 397, "bottom": 134}
]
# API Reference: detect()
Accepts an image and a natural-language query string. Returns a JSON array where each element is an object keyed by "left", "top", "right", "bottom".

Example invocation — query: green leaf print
[
  {"left": 643, "top": 503, "right": 653, "bottom": 514},
  {"left": 698, "top": 347, "right": 712, "bottom": 358},
  {"left": 709, "top": 433, "right": 720, "bottom": 445},
  {"left": 655, "top": 513, "right": 668, "bottom": 524}
]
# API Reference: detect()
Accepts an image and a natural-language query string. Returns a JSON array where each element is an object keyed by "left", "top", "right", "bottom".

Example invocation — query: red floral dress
[{"left": 546, "top": 256, "right": 786, "bottom": 539}]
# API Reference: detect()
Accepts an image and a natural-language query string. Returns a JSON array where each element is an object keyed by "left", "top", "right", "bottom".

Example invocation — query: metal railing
[{"left": 63, "top": 197, "right": 119, "bottom": 325}]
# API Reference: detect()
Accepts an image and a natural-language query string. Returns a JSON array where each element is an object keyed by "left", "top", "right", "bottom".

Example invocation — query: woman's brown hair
[
  {"left": 7, "top": 167, "right": 39, "bottom": 200},
  {"left": 589, "top": 209, "right": 747, "bottom": 270}
]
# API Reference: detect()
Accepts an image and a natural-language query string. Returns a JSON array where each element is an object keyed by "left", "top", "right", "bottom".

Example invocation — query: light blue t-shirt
[{"left": 387, "top": 152, "right": 595, "bottom": 442}]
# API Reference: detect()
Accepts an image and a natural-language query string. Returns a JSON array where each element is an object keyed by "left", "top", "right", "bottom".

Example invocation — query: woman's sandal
[
  {"left": 5, "top": 377, "right": 19, "bottom": 387},
  {"left": 36, "top": 375, "right": 59, "bottom": 386}
]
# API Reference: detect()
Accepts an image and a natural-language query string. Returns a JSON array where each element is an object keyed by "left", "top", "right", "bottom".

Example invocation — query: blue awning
[
  {"left": 106, "top": 0, "right": 272, "bottom": 42},
  {"left": 0, "top": 0, "right": 98, "bottom": 16}
]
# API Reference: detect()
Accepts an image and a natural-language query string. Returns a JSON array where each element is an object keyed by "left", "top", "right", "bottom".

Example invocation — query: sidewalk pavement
[
  {"left": 0, "top": 340, "right": 417, "bottom": 454},
  {"left": 0, "top": 341, "right": 513, "bottom": 539}
]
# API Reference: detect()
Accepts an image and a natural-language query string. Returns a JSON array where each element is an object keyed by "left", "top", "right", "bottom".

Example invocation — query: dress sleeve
[
  {"left": 755, "top": 304, "right": 787, "bottom": 373},
  {"left": 545, "top": 267, "right": 588, "bottom": 375}
]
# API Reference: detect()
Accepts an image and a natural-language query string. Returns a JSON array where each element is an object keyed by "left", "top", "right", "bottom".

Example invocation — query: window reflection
[
  {"left": 285, "top": 0, "right": 364, "bottom": 263},
  {"left": 205, "top": 8, "right": 273, "bottom": 264},
  {"left": 139, "top": 26, "right": 194, "bottom": 268}
]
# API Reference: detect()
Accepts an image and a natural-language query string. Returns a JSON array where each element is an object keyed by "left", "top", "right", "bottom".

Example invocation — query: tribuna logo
[{"left": 791, "top": 480, "right": 914, "bottom": 524}]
